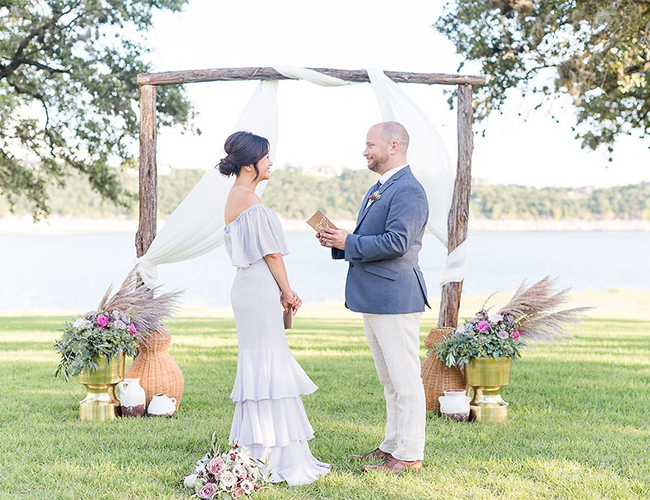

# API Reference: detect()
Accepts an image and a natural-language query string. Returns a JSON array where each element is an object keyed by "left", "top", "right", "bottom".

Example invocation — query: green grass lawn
[{"left": 1, "top": 316, "right": 649, "bottom": 500}]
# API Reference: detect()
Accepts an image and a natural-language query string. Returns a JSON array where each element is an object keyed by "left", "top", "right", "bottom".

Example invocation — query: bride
[{"left": 219, "top": 131, "right": 330, "bottom": 486}]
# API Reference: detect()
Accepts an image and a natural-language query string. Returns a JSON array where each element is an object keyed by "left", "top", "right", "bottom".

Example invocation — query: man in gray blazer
[{"left": 318, "top": 121, "right": 429, "bottom": 473}]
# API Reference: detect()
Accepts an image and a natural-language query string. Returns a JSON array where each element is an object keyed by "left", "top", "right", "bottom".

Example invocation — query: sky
[{"left": 145, "top": 0, "right": 649, "bottom": 188}]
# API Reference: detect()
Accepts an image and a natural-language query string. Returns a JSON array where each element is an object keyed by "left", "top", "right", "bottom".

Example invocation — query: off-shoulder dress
[{"left": 223, "top": 204, "right": 330, "bottom": 486}]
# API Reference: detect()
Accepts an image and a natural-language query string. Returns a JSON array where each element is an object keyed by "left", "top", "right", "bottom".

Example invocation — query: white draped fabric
[
  {"left": 136, "top": 81, "right": 279, "bottom": 288},
  {"left": 136, "top": 66, "right": 467, "bottom": 289}
]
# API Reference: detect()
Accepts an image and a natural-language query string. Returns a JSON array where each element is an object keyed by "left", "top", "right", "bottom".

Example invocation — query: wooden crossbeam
[{"left": 137, "top": 67, "right": 486, "bottom": 87}]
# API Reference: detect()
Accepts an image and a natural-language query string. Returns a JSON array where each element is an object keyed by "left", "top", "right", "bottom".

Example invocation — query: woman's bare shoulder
[{"left": 225, "top": 188, "right": 262, "bottom": 224}]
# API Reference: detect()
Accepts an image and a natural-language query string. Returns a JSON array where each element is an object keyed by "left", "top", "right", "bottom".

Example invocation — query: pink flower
[
  {"left": 197, "top": 482, "right": 218, "bottom": 500},
  {"left": 497, "top": 330, "right": 509, "bottom": 339},
  {"left": 231, "top": 487, "right": 245, "bottom": 498},
  {"left": 96, "top": 314, "right": 108, "bottom": 329},
  {"left": 115, "top": 320, "right": 127, "bottom": 330},
  {"left": 512, "top": 330, "right": 520, "bottom": 339},
  {"left": 206, "top": 457, "right": 225, "bottom": 475},
  {"left": 128, "top": 323, "right": 136, "bottom": 335},
  {"left": 477, "top": 320, "right": 490, "bottom": 333}
]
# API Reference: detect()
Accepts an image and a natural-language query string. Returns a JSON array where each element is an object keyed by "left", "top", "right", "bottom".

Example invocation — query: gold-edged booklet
[
  {"left": 306, "top": 210, "right": 338, "bottom": 232},
  {"left": 283, "top": 309, "right": 293, "bottom": 329}
]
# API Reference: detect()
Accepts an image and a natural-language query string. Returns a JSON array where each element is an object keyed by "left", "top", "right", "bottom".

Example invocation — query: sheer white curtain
[{"left": 136, "top": 67, "right": 467, "bottom": 289}]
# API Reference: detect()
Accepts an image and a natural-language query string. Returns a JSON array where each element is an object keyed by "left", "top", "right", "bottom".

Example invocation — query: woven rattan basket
[
  {"left": 127, "top": 327, "right": 184, "bottom": 410},
  {"left": 421, "top": 327, "right": 467, "bottom": 414}
]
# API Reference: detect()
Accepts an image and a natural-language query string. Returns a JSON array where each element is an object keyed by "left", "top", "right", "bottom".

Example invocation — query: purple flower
[
  {"left": 477, "top": 320, "right": 490, "bottom": 333},
  {"left": 197, "top": 482, "right": 218, "bottom": 500},
  {"left": 96, "top": 314, "right": 108, "bottom": 329}
]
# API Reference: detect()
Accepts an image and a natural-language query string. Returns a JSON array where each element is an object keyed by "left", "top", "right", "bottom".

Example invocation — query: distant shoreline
[{"left": 1, "top": 215, "right": 649, "bottom": 235}]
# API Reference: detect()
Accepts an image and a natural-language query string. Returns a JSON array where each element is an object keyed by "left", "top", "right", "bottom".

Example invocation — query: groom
[{"left": 318, "top": 121, "right": 429, "bottom": 473}]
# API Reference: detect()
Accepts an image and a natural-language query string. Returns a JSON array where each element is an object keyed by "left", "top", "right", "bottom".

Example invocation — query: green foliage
[
  {"left": 437, "top": 0, "right": 650, "bottom": 153},
  {"left": 54, "top": 312, "right": 140, "bottom": 381},
  {"left": 2, "top": 315, "right": 650, "bottom": 499},
  {"left": 2, "top": 166, "right": 649, "bottom": 221},
  {"left": 0, "top": 0, "right": 191, "bottom": 220},
  {"left": 435, "top": 310, "right": 524, "bottom": 367}
]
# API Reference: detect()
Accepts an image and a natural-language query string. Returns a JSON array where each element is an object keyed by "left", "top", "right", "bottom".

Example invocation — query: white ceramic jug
[
  {"left": 117, "top": 378, "right": 146, "bottom": 417},
  {"left": 147, "top": 394, "right": 177, "bottom": 417},
  {"left": 438, "top": 389, "right": 471, "bottom": 421}
]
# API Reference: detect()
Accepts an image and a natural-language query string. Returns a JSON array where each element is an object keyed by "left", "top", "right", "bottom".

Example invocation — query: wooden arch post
[{"left": 135, "top": 67, "right": 485, "bottom": 325}]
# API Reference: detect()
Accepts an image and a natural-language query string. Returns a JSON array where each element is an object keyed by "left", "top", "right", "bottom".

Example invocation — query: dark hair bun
[
  {"left": 215, "top": 131, "right": 270, "bottom": 179},
  {"left": 218, "top": 156, "right": 238, "bottom": 177}
]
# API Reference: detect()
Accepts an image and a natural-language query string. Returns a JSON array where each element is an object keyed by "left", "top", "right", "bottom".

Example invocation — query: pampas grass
[
  {"left": 97, "top": 267, "right": 182, "bottom": 335},
  {"left": 497, "top": 276, "right": 591, "bottom": 343}
]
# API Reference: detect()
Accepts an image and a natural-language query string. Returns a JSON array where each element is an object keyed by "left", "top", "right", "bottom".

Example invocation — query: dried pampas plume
[
  {"left": 497, "top": 276, "right": 591, "bottom": 343},
  {"left": 97, "top": 266, "right": 182, "bottom": 335}
]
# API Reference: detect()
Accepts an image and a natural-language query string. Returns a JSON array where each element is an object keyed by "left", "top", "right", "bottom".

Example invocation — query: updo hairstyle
[{"left": 217, "top": 131, "right": 270, "bottom": 179}]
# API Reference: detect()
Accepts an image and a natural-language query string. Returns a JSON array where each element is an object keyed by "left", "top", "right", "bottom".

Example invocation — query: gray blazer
[{"left": 332, "top": 166, "right": 430, "bottom": 314}]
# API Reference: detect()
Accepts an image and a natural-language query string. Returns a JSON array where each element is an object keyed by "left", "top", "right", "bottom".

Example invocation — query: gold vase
[
  {"left": 78, "top": 354, "right": 125, "bottom": 421},
  {"left": 466, "top": 356, "right": 512, "bottom": 424}
]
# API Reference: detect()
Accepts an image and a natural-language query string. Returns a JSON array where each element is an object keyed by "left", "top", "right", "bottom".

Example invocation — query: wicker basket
[
  {"left": 421, "top": 327, "right": 467, "bottom": 414},
  {"left": 127, "top": 327, "right": 184, "bottom": 410}
]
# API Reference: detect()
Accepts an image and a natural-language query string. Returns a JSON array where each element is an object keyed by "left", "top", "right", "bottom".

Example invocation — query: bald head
[
  {"left": 373, "top": 121, "right": 409, "bottom": 152},
  {"left": 364, "top": 121, "right": 409, "bottom": 174}
]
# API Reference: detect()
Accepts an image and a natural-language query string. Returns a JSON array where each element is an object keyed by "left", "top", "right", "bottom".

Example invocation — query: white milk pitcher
[
  {"left": 117, "top": 378, "right": 146, "bottom": 417},
  {"left": 147, "top": 394, "right": 177, "bottom": 417},
  {"left": 438, "top": 389, "right": 471, "bottom": 422}
]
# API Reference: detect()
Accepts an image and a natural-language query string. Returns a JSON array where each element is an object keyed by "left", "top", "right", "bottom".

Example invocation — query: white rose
[
  {"left": 73, "top": 318, "right": 90, "bottom": 330},
  {"left": 183, "top": 474, "right": 198, "bottom": 489},
  {"left": 488, "top": 313, "right": 503, "bottom": 323},
  {"left": 220, "top": 471, "right": 237, "bottom": 489}
]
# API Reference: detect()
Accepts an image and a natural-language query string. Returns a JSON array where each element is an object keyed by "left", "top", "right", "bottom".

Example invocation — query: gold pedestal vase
[
  {"left": 78, "top": 354, "right": 125, "bottom": 421},
  {"left": 466, "top": 356, "right": 511, "bottom": 424}
]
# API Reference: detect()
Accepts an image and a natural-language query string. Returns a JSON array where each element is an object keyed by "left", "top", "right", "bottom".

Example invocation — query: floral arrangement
[
  {"left": 435, "top": 276, "right": 589, "bottom": 368},
  {"left": 184, "top": 434, "right": 268, "bottom": 499},
  {"left": 54, "top": 267, "right": 181, "bottom": 381},
  {"left": 54, "top": 309, "right": 141, "bottom": 381}
]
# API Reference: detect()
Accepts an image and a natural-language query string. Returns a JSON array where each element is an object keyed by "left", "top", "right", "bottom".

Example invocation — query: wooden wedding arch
[{"left": 135, "top": 67, "right": 486, "bottom": 327}]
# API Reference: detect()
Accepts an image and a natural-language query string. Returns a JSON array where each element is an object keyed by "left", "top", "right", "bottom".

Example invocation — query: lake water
[{"left": 0, "top": 231, "right": 648, "bottom": 313}]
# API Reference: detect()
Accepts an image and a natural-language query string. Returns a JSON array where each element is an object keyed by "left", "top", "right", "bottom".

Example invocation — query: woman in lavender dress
[{"left": 219, "top": 131, "right": 330, "bottom": 486}]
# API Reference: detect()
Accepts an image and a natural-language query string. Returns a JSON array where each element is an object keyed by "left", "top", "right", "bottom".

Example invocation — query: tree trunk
[
  {"left": 439, "top": 84, "right": 474, "bottom": 328},
  {"left": 136, "top": 84, "right": 157, "bottom": 258}
]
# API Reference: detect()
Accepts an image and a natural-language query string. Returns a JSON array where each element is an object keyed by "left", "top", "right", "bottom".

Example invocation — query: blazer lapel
[{"left": 354, "top": 166, "right": 412, "bottom": 230}]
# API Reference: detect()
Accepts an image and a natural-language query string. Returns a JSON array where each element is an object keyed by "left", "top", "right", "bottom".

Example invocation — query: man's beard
[{"left": 368, "top": 155, "right": 388, "bottom": 173}]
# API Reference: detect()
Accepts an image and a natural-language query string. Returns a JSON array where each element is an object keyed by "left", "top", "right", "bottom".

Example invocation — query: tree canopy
[
  {"left": 437, "top": 0, "right": 650, "bottom": 154},
  {"left": 0, "top": 0, "right": 191, "bottom": 219}
]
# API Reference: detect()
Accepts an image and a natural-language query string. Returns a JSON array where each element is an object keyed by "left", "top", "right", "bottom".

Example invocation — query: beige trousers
[{"left": 362, "top": 312, "right": 426, "bottom": 462}]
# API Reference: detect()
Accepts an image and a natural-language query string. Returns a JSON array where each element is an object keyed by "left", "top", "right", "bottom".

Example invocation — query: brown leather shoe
[
  {"left": 362, "top": 457, "right": 423, "bottom": 474},
  {"left": 351, "top": 447, "right": 392, "bottom": 461}
]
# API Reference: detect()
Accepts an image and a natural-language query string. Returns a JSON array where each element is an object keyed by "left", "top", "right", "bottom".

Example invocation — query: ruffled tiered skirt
[{"left": 229, "top": 260, "right": 330, "bottom": 486}]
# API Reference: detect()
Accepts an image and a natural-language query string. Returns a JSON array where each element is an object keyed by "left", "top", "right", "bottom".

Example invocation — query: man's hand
[{"left": 317, "top": 227, "right": 349, "bottom": 250}]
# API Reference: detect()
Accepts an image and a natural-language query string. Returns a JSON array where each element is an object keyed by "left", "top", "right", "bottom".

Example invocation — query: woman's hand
[{"left": 280, "top": 290, "right": 302, "bottom": 315}]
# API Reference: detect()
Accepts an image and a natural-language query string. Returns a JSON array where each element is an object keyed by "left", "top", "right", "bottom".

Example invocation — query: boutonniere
[{"left": 368, "top": 190, "right": 381, "bottom": 206}]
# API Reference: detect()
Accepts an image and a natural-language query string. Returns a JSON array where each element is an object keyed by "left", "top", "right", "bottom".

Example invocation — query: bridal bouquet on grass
[
  {"left": 435, "top": 276, "right": 589, "bottom": 367},
  {"left": 184, "top": 434, "right": 268, "bottom": 499}
]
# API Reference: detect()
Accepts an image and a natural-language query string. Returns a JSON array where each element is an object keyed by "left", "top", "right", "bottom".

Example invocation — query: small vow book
[
  {"left": 283, "top": 309, "right": 293, "bottom": 329},
  {"left": 306, "top": 210, "right": 338, "bottom": 232}
]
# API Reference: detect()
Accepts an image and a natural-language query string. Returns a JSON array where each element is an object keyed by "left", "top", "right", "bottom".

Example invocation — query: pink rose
[
  {"left": 231, "top": 487, "right": 245, "bottom": 498},
  {"left": 206, "top": 457, "right": 225, "bottom": 475},
  {"left": 512, "top": 330, "right": 520, "bottom": 339},
  {"left": 477, "top": 320, "right": 490, "bottom": 333},
  {"left": 128, "top": 323, "right": 136, "bottom": 335},
  {"left": 197, "top": 482, "right": 218, "bottom": 500},
  {"left": 96, "top": 314, "right": 108, "bottom": 329},
  {"left": 497, "top": 330, "right": 509, "bottom": 339}
]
